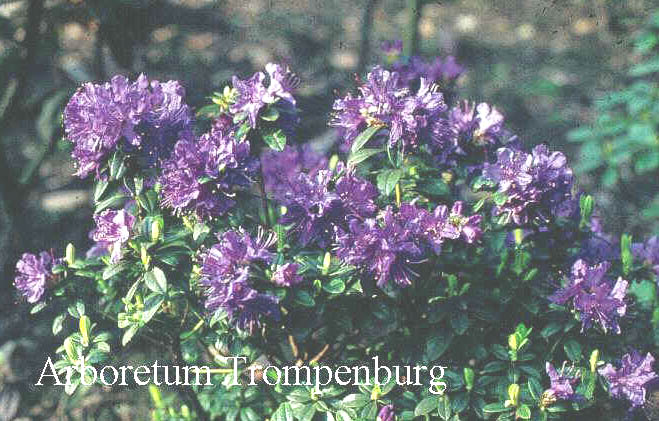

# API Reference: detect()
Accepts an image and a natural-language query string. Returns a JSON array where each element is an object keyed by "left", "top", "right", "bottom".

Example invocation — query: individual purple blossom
[
  {"left": 63, "top": 74, "right": 193, "bottom": 178},
  {"left": 598, "top": 351, "right": 658, "bottom": 407},
  {"left": 483, "top": 145, "right": 574, "bottom": 225},
  {"left": 199, "top": 229, "right": 279, "bottom": 331},
  {"left": 230, "top": 63, "right": 299, "bottom": 128},
  {"left": 336, "top": 206, "right": 424, "bottom": 288},
  {"left": 377, "top": 404, "right": 395, "bottom": 421},
  {"left": 415, "top": 202, "right": 482, "bottom": 254},
  {"left": 14, "top": 251, "right": 63, "bottom": 303},
  {"left": 545, "top": 362, "right": 580, "bottom": 401},
  {"left": 272, "top": 263, "right": 304, "bottom": 287},
  {"left": 391, "top": 55, "right": 465, "bottom": 88},
  {"left": 261, "top": 145, "right": 328, "bottom": 196},
  {"left": 91, "top": 209, "right": 136, "bottom": 263},
  {"left": 159, "top": 120, "right": 259, "bottom": 220},
  {"left": 330, "top": 66, "right": 446, "bottom": 151},
  {"left": 549, "top": 259, "right": 628, "bottom": 334},
  {"left": 632, "top": 236, "right": 659, "bottom": 281},
  {"left": 381, "top": 40, "right": 403, "bottom": 56},
  {"left": 276, "top": 165, "right": 377, "bottom": 248}
]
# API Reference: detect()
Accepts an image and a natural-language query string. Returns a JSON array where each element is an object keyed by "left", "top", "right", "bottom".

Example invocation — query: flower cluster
[
  {"left": 336, "top": 202, "right": 482, "bottom": 288},
  {"left": 377, "top": 404, "right": 395, "bottom": 421},
  {"left": 330, "top": 66, "right": 446, "bottom": 151},
  {"left": 63, "top": 74, "right": 193, "bottom": 178},
  {"left": 633, "top": 235, "right": 659, "bottom": 282},
  {"left": 543, "top": 362, "right": 581, "bottom": 402},
  {"left": 549, "top": 259, "right": 628, "bottom": 334},
  {"left": 159, "top": 119, "right": 259, "bottom": 220},
  {"left": 91, "top": 209, "right": 136, "bottom": 264},
  {"left": 392, "top": 55, "right": 465, "bottom": 88},
  {"left": 14, "top": 251, "right": 63, "bottom": 303},
  {"left": 231, "top": 63, "right": 300, "bottom": 132},
  {"left": 275, "top": 164, "right": 377, "bottom": 248},
  {"left": 483, "top": 145, "right": 575, "bottom": 225},
  {"left": 261, "top": 144, "right": 327, "bottom": 196},
  {"left": 598, "top": 351, "right": 658, "bottom": 407},
  {"left": 199, "top": 229, "right": 280, "bottom": 332}
]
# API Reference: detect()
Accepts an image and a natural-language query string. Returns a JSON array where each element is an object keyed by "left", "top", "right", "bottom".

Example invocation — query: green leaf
[
  {"left": 482, "top": 403, "right": 509, "bottom": 413},
  {"left": 95, "top": 193, "right": 127, "bottom": 213},
  {"left": 419, "top": 179, "right": 450, "bottom": 197},
  {"left": 341, "top": 394, "right": 369, "bottom": 409},
  {"left": 52, "top": 314, "right": 66, "bottom": 335},
  {"left": 347, "top": 148, "right": 382, "bottom": 167},
  {"left": 563, "top": 339, "right": 582, "bottom": 362},
  {"left": 323, "top": 278, "right": 346, "bottom": 294},
  {"left": 262, "top": 128, "right": 287, "bottom": 151},
  {"left": 376, "top": 169, "right": 403, "bottom": 197},
  {"left": 450, "top": 312, "right": 470, "bottom": 335},
  {"left": 103, "top": 262, "right": 130, "bottom": 281},
  {"left": 425, "top": 330, "right": 454, "bottom": 361},
  {"left": 260, "top": 106, "right": 280, "bottom": 121},
  {"left": 122, "top": 325, "right": 139, "bottom": 346},
  {"left": 294, "top": 290, "right": 315, "bottom": 307},
  {"left": 145, "top": 267, "right": 168, "bottom": 295},
  {"left": 516, "top": 404, "right": 531, "bottom": 419},
  {"left": 438, "top": 395, "right": 452, "bottom": 420},
  {"left": 240, "top": 407, "right": 260, "bottom": 421},
  {"left": 414, "top": 396, "right": 438, "bottom": 416},
  {"left": 272, "top": 403, "right": 294, "bottom": 421},
  {"left": 350, "top": 125, "right": 381, "bottom": 154}
]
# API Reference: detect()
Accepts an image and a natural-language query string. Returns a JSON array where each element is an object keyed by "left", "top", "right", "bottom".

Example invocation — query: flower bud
[
  {"left": 65, "top": 243, "right": 76, "bottom": 266},
  {"left": 322, "top": 252, "right": 331, "bottom": 275},
  {"left": 463, "top": 367, "right": 475, "bottom": 391},
  {"left": 506, "top": 384, "right": 520, "bottom": 407},
  {"left": 151, "top": 219, "right": 162, "bottom": 242},
  {"left": 508, "top": 333, "right": 518, "bottom": 351},
  {"left": 377, "top": 404, "right": 394, "bottom": 421},
  {"left": 590, "top": 349, "right": 599, "bottom": 372}
]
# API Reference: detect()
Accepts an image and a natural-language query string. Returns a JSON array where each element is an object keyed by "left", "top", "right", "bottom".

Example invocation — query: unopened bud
[
  {"left": 590, "top": 349, "right": 600, "bottom": 372},
  {"left": 66, "top": 243, "right": 76, "bottom": 266},
  {"left": 151, "top": 220, "right": 162, "bottom": 242},
  {"left": 508, "top": 334, "right": 518, "bottom": 351}
]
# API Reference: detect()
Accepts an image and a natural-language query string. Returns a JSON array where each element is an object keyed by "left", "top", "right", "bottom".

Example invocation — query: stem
[
  {"left": 403, "top": 0, "right": 420, "bottom": 57},
  {"left": 395, "top": 182, "right": 402, "bottom": 207}
]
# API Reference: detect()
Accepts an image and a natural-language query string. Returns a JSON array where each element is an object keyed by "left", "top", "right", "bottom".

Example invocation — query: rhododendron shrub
[{"left": 15, "top": 51, "right": 659, "bottom": 421}]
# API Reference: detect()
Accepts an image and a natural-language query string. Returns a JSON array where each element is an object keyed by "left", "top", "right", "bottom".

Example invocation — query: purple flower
[
  {"left": 159, "top": 120, "right": 259, "bottom": 220},
  {"left": 200, "top": 229, "right": 279, "bottom": 331},
  {"left": 483, "top": 145, "right": 574, "bottom": 225},
  {"left": 391, "top": 55, "right": 465, "bottom": 88},
  {"left": 336, "top": 206, "right": 424, "bottom": 288},
  {"left": 231, "top": 63, "right": 299, "bottom": 128},
  {"left": 273, "top": 263, "right": 304, "bottom": 287},
  {"left": 377, "top": 404, "right": 395, "bottom": 421},
  {"left": 381, "top": 40, "right": 403, "bottom": 56},
  {"left": 261, "top": 145, "right": 328, "bottom": 196},
  {"left": 330, "top": 66, "right": 446, "bottom": 151},
  {"left": 549, "top": 259, "right": 628, "bottom": 334},
  {"left": 277, "top": 165, "right": 377, "bottom": 248},
  {"left": 14, "top": 251, "right": 63, "bottom": 303},
  {"left": 63, "top": 74, "right": 193, "bottom": 178},
  {"left": 545, "top": 362, "right": 580, "bottom": 401},
  {"left": 412, "top": 201, "right": 482, "bottom": 254},
  {"left": 91, "top": 209, "right": 136, "bottom": 263},
  {"left": 633, "top": 236, "right": 659, "bottom": 281},
  {"left": 599, "top": 351, "right": 658, "bottom": 407}
]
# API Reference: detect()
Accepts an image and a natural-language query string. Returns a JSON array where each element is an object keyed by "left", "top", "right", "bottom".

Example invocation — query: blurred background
[{"left": 0, "top": 0, "right": 657, "bottom": 419}]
